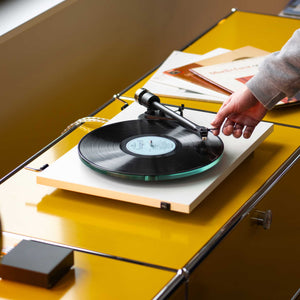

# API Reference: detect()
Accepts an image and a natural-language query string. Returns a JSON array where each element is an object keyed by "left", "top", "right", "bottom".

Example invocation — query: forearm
[{"left": 246, "top": 29, "right": 300, "bottom": 109}]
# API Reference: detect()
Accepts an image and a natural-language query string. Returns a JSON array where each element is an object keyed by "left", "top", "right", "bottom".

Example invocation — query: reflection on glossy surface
[
  {"left": 1, "top": 234, "right": 174, "bottom": 299},
  {"left": 32, "top": 134, "right": 294, "bottom": 269},
  {"left": 0, "top": 12, "right": 299, "bottom": 284}
]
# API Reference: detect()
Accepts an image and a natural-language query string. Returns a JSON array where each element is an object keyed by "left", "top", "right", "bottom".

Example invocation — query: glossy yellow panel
[
  {"left": 0, "top": 235, "right": 175, "bottom": 300},
  {"left": 187, "top": 11, "right": 300, "bottom": 54},
  {"left": 187, "top": 160, "right": 300, "bottom": 299},
  {"left": 0, "top": 121, "right": 299, "bottom": 270},
  {"left": 0, "top": 11, "right": 299, "bottom": 275},
  {"left": 187, "top": 11, "right": 300, "bottom": 127}
]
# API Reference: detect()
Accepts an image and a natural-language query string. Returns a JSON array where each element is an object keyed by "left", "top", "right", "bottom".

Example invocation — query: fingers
[
  {"left": 221, "top": 119, "right": 234, "bottom": 136},
  {"left": 211, "top": 101, "right": 233, "bottom": 136},
  {"left": 233, "top": 123, "right": 244, "bottom": 138},
  {"left": 211, "top": 113, "right": 225, "bottom": 134},
  {"left": 222, "top": 122, "right": 255, "bottom": 138},
  {"left": 214, "top": 118, "right": 254, "bottom": 139},
  {"left": 211, "top": 121, "right": 255, "bottom": 138},
  {"left": 243, "top": 125, "right": 255, "bottom": 139}
]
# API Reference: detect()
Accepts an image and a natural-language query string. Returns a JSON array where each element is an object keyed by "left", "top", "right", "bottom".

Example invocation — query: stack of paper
[
  {"left": 188, "top": 47, "right": 300, "bottom": 107},
  {"left": 143, "top": 49, "right": 230, "bottom": 103},
  {"left": 143, "top": 46, "right": 269, "bottom": 103}
]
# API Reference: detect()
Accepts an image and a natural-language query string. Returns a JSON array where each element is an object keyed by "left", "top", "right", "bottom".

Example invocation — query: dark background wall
[{"left": 0, "top": 0, "right": 289, "bottom": 177}]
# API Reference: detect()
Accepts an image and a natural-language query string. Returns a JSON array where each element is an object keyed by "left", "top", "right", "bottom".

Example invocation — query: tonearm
[{"left": 134, "top": 88, "right": 209, "bottom": 140}]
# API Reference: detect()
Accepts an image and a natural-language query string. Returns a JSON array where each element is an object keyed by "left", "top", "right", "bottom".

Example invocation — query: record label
[{"left": 124, "top": 136, "right": 176, "bottom": 156}]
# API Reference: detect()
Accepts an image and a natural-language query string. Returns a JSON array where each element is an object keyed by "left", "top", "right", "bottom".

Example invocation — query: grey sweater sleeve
[{"left": 246, "top": 29, "right": 300, "bottom": 109}]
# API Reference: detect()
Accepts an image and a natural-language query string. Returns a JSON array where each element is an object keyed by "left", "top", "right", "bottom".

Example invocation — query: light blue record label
[{"left": 126, "top": 136, "right": 176, "bottom": 156}]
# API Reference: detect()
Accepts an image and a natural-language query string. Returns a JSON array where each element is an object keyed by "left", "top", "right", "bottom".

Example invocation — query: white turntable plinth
[{"left": 37, "top": 102, "right": 273, "bottom": 213}]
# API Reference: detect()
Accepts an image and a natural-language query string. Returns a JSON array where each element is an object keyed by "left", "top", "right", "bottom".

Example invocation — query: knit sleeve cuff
[{"left": 246, "top": 73, "right": 286, "bottom": 110}]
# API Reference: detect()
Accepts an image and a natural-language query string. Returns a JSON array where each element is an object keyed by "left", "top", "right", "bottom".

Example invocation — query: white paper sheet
[{"left": 143, "top": 49, "right": 230, "bottom": 102}]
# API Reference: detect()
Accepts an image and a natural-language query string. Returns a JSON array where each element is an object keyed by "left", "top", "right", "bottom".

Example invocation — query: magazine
[
  {"left": 190, "top": 56, "right": 266, "bottom": 93},
  {"left": 191, "top": 55, "right": 300, "bottom": 107},
  {"left": 164, "top": 46, "right": 269, "bottom": 95},
  {"left": 143, "top": 49, "right": 230, "bottom": 102}
]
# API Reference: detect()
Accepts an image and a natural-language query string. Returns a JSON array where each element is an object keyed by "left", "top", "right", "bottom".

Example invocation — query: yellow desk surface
[
  {"left": 0, "top": 100, "right": 299, "bottom": 270},
  {"left": 123, "top": 11, "right": 300, "bottom": 128},
  {"left": 0, "top": 234, "right": 175, "bottom": 300},
  {"left": 0, "top": 11, "right": 299, "bottom": 296}
]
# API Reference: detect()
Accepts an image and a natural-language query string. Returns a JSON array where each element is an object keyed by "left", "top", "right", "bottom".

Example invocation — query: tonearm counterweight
[{"left": 134, "top": 88, "right": 209, "bottom": 140}]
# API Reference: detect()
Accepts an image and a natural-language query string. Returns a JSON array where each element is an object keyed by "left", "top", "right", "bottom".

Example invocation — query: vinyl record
[{"left": 78, "top": 119, "right": 223, "bottom": 181}]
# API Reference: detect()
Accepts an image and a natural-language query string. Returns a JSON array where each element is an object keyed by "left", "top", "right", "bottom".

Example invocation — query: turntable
[
  {"left": 78, "top": 88, "right": 224, "bottom": 181},
  {"left": 37, "top": 89, "right": 273, "bottom": 213}
]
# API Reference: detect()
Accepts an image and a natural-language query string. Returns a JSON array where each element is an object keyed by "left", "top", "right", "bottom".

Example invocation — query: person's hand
[{"left": 211, "top": 86, "right": 268, "bottom": 138}]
